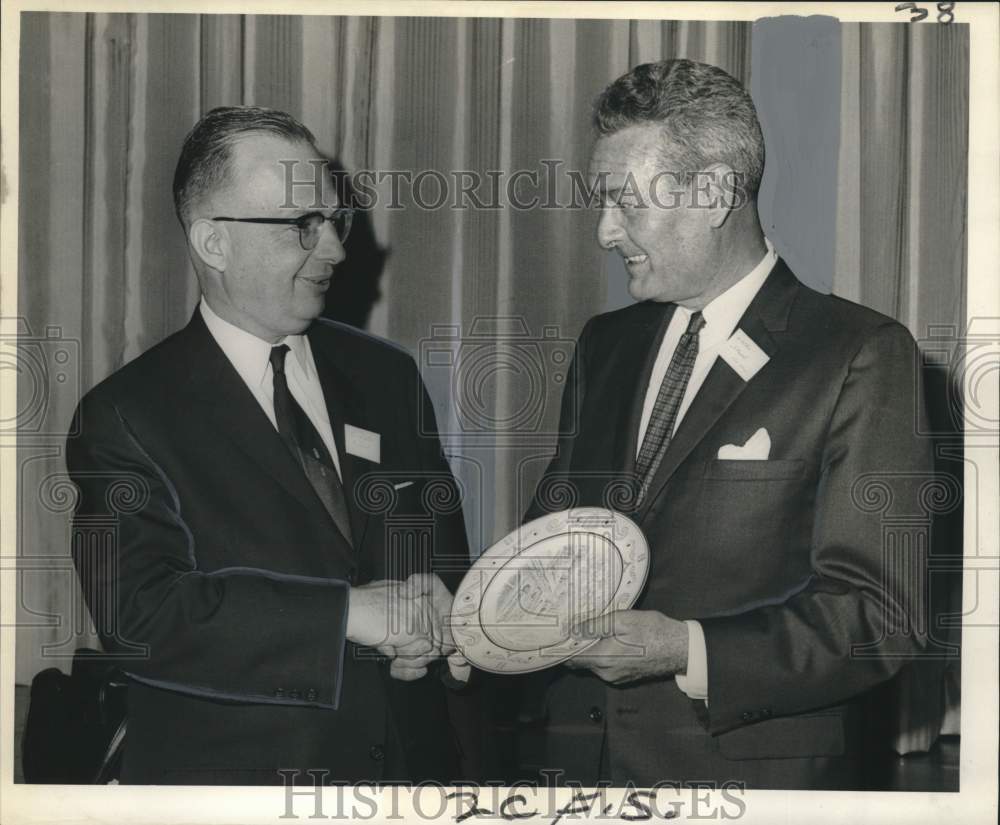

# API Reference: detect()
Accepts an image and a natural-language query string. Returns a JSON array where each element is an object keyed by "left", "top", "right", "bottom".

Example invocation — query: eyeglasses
[{"left": 212, "top": 208, "right": 355, "bottom": 250}]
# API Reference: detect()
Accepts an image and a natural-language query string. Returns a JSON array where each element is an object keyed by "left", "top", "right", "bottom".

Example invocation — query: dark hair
[
  {"left": 594, "top": 59, "right": 765, "bottom": 196},
  {"left": 172, "top": 105, "right": 317, "bottom": 226}
]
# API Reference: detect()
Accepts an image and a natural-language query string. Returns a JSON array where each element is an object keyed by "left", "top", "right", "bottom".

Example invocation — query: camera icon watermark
[
  {"left": 916, "top": 317, "right": 999, "bottom": 439},
  {"left": 418, "top": 316, "right": 577, "bottom": 443},
  {"left": 0, "top": 317, "right": 81, "bottom": 443}
]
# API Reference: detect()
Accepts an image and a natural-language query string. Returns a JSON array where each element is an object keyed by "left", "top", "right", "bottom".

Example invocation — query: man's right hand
[{"left": 345, "top": 573, "right": 455, "bottom": 679}]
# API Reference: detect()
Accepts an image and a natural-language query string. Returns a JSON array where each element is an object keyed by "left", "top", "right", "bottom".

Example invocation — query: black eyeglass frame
[{"left": 211, "top": 208, "right": 355, "bottom": 250}]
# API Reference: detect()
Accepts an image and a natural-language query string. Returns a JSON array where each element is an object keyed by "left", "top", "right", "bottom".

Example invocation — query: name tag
[
  {"left": 720, "top": 329, "right": 769, "bottom": 382},
  {"left": 345, "top": 424, "right": 380, "bottom": 463}
]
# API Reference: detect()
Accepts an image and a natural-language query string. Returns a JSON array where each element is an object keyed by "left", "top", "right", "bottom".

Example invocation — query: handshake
[{"left": 346, "top": 573, "right": 471, "bottom": 683}]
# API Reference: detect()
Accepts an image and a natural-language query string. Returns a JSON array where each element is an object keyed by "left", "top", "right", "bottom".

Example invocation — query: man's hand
[
  {"left": 564, "top": 610, "right": 688, "bottom": 685},
  {"left": 346, "top": 573, "right": 457, "bottom": 681},
  {"left": 387, "top": 637, "right": 438, "bottom": 681},
  {"left": 430, "top": 576, "right": 472, "bottom": 684},
  {"left": 390, "top": 573, "right": 467, "bottom": 681}
]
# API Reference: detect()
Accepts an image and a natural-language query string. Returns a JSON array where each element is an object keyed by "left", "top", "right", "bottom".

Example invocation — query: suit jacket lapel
[
  {"left": 584, "top": 302, "right": 675, "bottom": 478},
  {"left": 307, "top": 328, "right": 371, "bottom": 551},
  {"left": 637, "top": 260, "right": 799, "bottom": 517},
  {"left": 179, "top": 311, "right": 358, "bottom": 569}
]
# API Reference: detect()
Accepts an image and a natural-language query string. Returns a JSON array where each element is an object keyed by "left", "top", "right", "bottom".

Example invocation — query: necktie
[
  {"left": 269, "top": 345, "right": 354, "bottom": 546},
  {"left": 634, "top": 310, "right": 706, "bottom": 502}
]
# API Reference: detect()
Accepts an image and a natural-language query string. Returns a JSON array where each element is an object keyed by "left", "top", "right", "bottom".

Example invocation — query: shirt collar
[
  {"left": 199, "top": 297, "right": 313, "bottom": 388},
  {"left": 675, "top": 239, "right": 778, "bottom": 343}
]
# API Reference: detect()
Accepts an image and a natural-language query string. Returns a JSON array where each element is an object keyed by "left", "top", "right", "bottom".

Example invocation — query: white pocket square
[
  {"left": 717, "top": 427, "right": 771, "bottom": 460},
  {"left": 393, "top": 481, "right": 414, "bottom": 491}
]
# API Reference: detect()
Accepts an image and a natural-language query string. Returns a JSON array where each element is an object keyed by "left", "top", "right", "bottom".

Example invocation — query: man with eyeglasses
[{"left": 66, "top": 106, "right": 471, "bottom": 785}]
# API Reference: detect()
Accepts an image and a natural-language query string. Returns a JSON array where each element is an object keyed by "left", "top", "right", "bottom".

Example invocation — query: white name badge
[
  {"left": 345, "top": 424, "right": 381, "bottom": 463},
  {"left": 720, "top": 329, "right": 770, "bottom": 382}
]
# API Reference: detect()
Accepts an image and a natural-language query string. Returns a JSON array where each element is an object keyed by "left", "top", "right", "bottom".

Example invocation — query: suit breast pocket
[
  {"left": 703, "top": 459, "right": 806, "bottom": 481},
  {"left": 682, "top": 458, "right": 814, "bottom": 596}
]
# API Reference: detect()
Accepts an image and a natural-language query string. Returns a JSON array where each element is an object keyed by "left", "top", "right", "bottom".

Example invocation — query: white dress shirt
[
  {"left": 200, "top": 298, "right": 343, "bottom": 481},
  {"left": 634, "top": 241, "right": 778, "bottom": 701}
]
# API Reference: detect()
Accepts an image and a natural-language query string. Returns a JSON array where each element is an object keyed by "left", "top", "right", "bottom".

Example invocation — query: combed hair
[
  {"left": 172, "top": 105, "right": 317, "bottom": 226},
  {"left": 594, "top": 59, "right": 765, "bottom": 196}
]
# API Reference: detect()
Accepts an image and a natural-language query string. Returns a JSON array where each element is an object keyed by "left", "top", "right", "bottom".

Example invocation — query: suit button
[
  {"left": 741, "top": 711, "right": 754, "bottom": 722},
  {"left": 289, "top": 690, "right": 301, "bottom": 700},
  {"left": 369, "top": 745, "right": 385, "bottom": 761},
  {"left": 588, "top": 707, "right": 603, "bottom": 723},
  {"left": 306, "top": 689, "right": 318, "bottom": 702},
  {"left": 761, "top": 708, "right": 772, "bottom": 719},
  {"left": 275, "top": 688, "right": 285, "bottom": 698}
]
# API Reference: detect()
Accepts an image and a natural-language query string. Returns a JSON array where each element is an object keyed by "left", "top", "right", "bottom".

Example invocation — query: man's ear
[
  {"left": 699, "top": 163, "right": 739, "bottom": 229},
  {"left": 189, "top": 218, "right": 229, "bottom": 271}
]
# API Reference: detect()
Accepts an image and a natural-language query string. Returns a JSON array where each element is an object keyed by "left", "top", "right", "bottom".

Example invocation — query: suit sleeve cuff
[{"left": 674, "top": 619, "right": 708, "bottom": 702}]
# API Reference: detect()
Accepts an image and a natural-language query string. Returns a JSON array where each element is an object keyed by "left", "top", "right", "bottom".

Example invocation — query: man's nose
[
  {"left": 312, "top": 218, "right": 346, "bottom": 264},
  {"left": 596, "top": 207, "right": 624, "bottom": 250}
]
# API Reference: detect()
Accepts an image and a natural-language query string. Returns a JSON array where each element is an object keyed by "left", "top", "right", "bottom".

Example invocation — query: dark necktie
[
  {"left": 634, "top": 310, "right": 706, "bottom": 502},
  {"left": 269, "top": 344, "right": 354, "bottom": 546}
]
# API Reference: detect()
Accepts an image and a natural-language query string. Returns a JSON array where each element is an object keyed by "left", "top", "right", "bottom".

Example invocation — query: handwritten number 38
[{"left": 894, "top": 2, "right": 955, "bottom": 23}]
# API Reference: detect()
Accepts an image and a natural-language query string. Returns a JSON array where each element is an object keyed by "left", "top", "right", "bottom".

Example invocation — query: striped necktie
[{"left": 634, "top": 310, "right": 706, "bottom": 502}]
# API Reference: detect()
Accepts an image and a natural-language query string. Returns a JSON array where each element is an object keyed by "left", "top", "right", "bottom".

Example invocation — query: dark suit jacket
[
  {"left": 66, "top": 309, "right": 470, "bottom": 785},
  {"left": 525, "top": 260, "right": 933, "bottom": 790}
]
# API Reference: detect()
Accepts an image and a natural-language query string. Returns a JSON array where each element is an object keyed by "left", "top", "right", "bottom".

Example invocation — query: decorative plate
[{"left": 450, "top": 507, "right": 649, "bottom": 674}]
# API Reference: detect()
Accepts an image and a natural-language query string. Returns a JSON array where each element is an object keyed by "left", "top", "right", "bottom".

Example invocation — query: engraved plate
[{"left": 450, "top": 508, "right": 649, "bottom": 674}]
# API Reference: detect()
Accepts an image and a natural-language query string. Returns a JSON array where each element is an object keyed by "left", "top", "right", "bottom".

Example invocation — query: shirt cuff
[{"left": 674, "top": 620, "right": 708, "bottom": 701}]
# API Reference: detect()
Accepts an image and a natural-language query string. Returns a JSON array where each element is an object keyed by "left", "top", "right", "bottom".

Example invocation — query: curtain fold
[
  {"left": 17, "top": 15, "right": 967, "bottom": 766},
  {"left": 835, "top": 22, "right": 968, "bottom": 332},
  {"left": 835, "top": 22, "right": 968, "bottom": 754}
]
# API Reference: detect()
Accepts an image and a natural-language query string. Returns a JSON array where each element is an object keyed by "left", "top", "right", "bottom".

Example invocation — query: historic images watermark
[
  {"left": 418, "top": 317, "right": 577, "bottom": 443},
  {"left": 6, "top": 313, "right": 994, "bottom": 666},
  {"left": 279, "top": 159, "right": 753, "bottom": 213},
  {"left": 278, "top": 772, "right": 748, "bottom": 822},
  {"left": 0, "top": 317, "right": 80, "bottom": 444}
]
